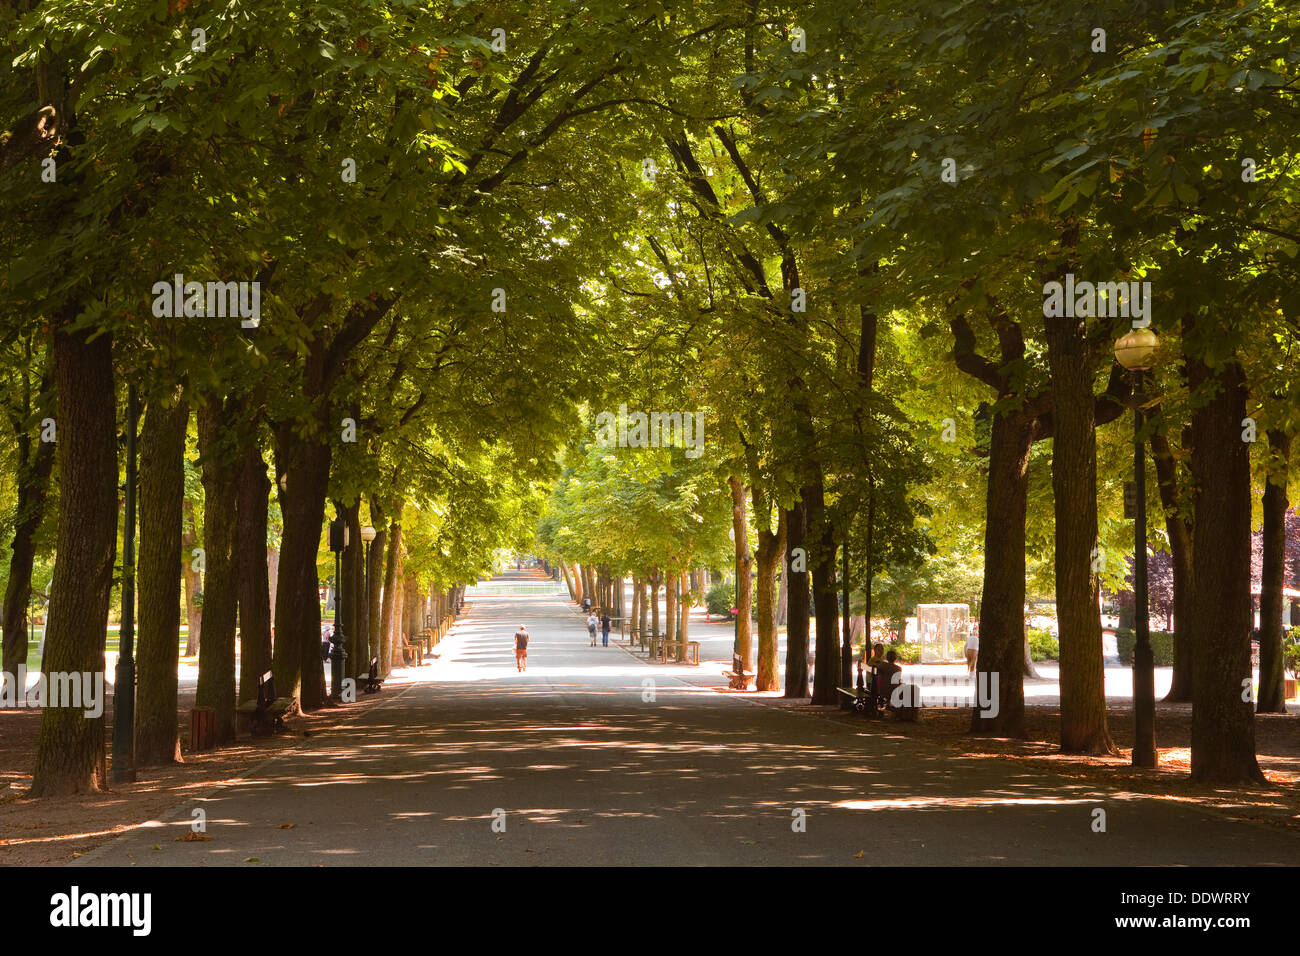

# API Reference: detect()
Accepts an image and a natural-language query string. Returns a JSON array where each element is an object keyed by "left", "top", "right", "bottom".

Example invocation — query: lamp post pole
[
  {"left": 110, "top": 384, "right": 138, "bottom": 785},
  {"left": 1131, "top": 367, "right": 1156, "bottom": 768},
  {"left": 328, "top": 514, "right": 347, "bottom": 701}
]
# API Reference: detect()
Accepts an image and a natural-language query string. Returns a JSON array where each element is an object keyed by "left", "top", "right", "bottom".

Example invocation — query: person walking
[
  {"left": 964, "top": 625, "right": 979, "bottom": 674},
  {"left": 587, "top": 611, "right": 599, "bottom": 646},
  {"left": 600, "top": 611, "right": 611, "bottom": 647},
  {"left": 514, "top": 624, "right": 529, "bottom": 672}
]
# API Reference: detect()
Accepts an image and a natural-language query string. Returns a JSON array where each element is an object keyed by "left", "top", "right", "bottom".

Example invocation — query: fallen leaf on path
[
  {"left": 245, "top": 857, "right": 259, "bottom": 862},
  {"left": 279, "top": 823, "right": 296, "bottom": 829},
  {"left": 178, "top": 832, "right": 212, "bottom": 842},
  {"left": 854, "top": 850, "right": 863, "bottom": 858}
]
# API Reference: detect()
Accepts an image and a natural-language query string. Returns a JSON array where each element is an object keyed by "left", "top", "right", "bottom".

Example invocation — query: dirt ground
[
  {"left": 0, "top": 683, "right": 394, "bottom": 866},
  {"left": 6, "top": 680, "right": 1300, "bottom": 864},
  {"left": 765, "top": 695, "right": 1300, "bottom": 832}
]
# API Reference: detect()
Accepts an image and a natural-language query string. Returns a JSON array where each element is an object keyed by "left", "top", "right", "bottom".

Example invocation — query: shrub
[
  {"left": 1028, "top": 628, "right": 1059, "bottom": 661},
  {"left": 1284, "top": 642, "right": 1300, "bottom": 679},
  {"left": 1114, "top": 628, "right": 1176, "bottom": 667},
  {"left": 705, "top": 581, "right": 735, "bottom": 617},
  {"left": 884, "top": 641, "right": 921, "bottom": 664}
]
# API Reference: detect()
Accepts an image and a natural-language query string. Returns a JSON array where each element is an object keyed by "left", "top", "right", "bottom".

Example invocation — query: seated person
[
  {"left": 877, "top": 649, "right": 904, "bottom": 702},
  {"left": 879, "top": 650, "right": 919, "bottom": 718},
  {"left": 866, "top": 643, "right": 887, "bottom": 699}
]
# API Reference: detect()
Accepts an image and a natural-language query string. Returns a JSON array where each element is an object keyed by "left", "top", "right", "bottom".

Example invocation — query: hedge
[{"left": 1114, "top": 628, "right": 1176, "bottom": 667}]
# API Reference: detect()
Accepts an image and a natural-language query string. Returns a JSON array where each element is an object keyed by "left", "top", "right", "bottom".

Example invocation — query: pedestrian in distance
[
  {"left": 587, "top": 611, "right": 599, "bottom": 646},
  {"left": 964, "top": 625, "right": 979, "bottom": 674},
  {"left": 515, "top": 624, "right": 529, "bottom": 672},
  {"left": 601, "top": 610, "right": 611, "bottom": 647}
]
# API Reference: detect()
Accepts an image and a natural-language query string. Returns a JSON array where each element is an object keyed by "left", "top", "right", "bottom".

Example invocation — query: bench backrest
[{"left": 258, "top": 670, "right": 275, "bottom": 708}]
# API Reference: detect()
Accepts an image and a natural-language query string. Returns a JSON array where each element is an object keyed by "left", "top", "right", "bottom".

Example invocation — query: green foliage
[
  {"left": 884, "top": 642, "right": 921, "bottom": 665},
  {"left": 1028, "top": 629, "right": 1060, "bottom": 662},
  {"left": 1114, "top": 629, "right": 1176, "bottom": 667},
  {"left": 705, "top": 580, "right": 735, "bottom": 617}
]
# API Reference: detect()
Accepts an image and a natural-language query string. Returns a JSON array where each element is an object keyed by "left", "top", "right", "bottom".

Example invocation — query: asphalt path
[{"left": 76, "top": 572, "right": 1300, "bottom": 866}]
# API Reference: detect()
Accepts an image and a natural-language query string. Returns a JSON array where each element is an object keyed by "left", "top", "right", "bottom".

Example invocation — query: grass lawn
[{"left": 22, "top": 625, "right": 193, "bottom": 674}]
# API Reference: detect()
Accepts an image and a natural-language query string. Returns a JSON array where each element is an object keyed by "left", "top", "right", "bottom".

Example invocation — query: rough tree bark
[
  {"left": 754, "top": 498, "right": 785, "bottom": 693},
  {"left": 339, "top": 499, "right": 365, "bottom": 679},
  {"left": 1256, "top": 429, "right": 1292, "bottom": 713},
  {"left": 809, "top": 482, "right": 840, "bottom": 706},
  {"left": 378, "top": 519, "right": 402, "bottom": 677},
  {"left": 1187, "top": 353, "right": 1263, "bottom": 784},
  {"left": 728, "top": 476, "right": 753, "bottom": 665},
  {"left": 196, "top": 400, "right": 238, "bottom": 744},
  {"left": 784, "top": 499, "right": 811, "bottom": 698},
  {"left": 365, "top": 499, "right": 386, "bottom": 673},
  {"left": 236, "top": 441, "right": 273, "bottom": 705},
  {"left": 1150, "top": 425, "right": 1193, "bottom": 702},
  {"left": 1043, "top": 303, "right": 1115, "bottom": 755},
  {"left": 271, "top": 422, "right": 330, "bottom": 709},
  {"left": 30, "top": 322, "right": 116, "bottom": 797},
  {"left": 181, "top": 497, "right": 202, "bottom": 658},
  {"left": 135, "top": 394, "right": 188, "bottom": 765}
]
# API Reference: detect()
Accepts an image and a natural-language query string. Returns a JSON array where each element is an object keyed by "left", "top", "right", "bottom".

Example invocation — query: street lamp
[
  {"left": 328, "top": 514, "right": 349, "bottom": 701},
  {"left": 1114, "top": 326, "right": 1160, "bottom": 768}
]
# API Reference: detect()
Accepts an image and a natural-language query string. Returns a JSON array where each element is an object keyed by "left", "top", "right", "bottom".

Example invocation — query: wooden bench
[
  {"left": 235, "top": 670, "right": 296, "bottom": 736},
  {"left": 722, "top": 669, "right": 753, "bottom": 690},
  {"left": 837, "top": 686, "right": 875, "bottom": 715},
  {"left": 359, "top": 657, "right": 382, "bottom": 694}
]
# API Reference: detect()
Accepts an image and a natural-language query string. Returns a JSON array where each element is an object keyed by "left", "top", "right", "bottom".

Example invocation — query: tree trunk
[
  {"left": 403, "top": 570, "right": 419, "bottom": 645},
  {"left": 236, "top": 441, "right": 273, "bottom": 705},
  {"left": 366, "top": 500, "right": 386, "bottom": 672},
  {"left": 649, "top": 574, "right": 660, "bottom": 640},
  {"left": 678, "top": 570, "right": 690, "bottom": 650},
  {"left": 784, "top": 499, "right": 810, "bottom": 698},
  {"left": 1188, "top": 355, "right": 1263, "bottom": 783},
  {"left": 181, "top": 497, "right": 202, "bottom": 657},
  {"left": 339, "top": 500, "right": 365, "bottom": 679},
  {"left": 728, "top": 476, "right": 754, "bottom": 666},
  {"left": 30, "top": 323, "right": 116, "bottom": 797},
  {"left": 663, "top": 573, "right": 675, "bottom": 650},
  {"left": 809, "top": 482, "right": 840, "bottom": 706},
  {"left": 775, "top": 558, "right": 788, "bottom": 627},
  {"left": 754, "top": 504, "right": 785, "bottom": 692},
  {"left": 570, "top": 563, "right": 583, "bottom": 605},
  {"left": 970, "top": 408, "right": 1033, "bottom": 738},
  {"left": 1023, "top": 625, "right": 1041, "bottom": 681},
  {"left": 1044, "top": 310, "right": 1115, "bottom": 755},
  {"left": 270, "top": 424, "right": 330, "bottom": 709},
  {"left": 135, "top": 394, "right": 188, "bottom": 765},
  {"left": 378, "top": 520, "right": 402, "bottom": 676},
  {"left": 1, "top": 377, "right": 55, "bottom": 686},
  {"left": 196, "top": 400, "right": 238, "bottom": 744},
  {"left": 1151, "top": 426, "right": 1194, "bottom": 702},
  {"left": 561, "top": 562, "right": 577, "bottom": 602},
  {"left": 639, "top": 576, "right": 649, "bottom": 640},
  {"left": 267, "top": 545, "right": 279, "bottom": 628},
  {"left": 1256, "top": 429, "right": 1292, "bottom": 713}
]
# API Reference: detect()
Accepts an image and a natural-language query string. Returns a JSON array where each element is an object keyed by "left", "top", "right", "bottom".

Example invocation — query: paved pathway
[{"left": 77, "top": 571, "right": 1300, "bottom": 866}]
